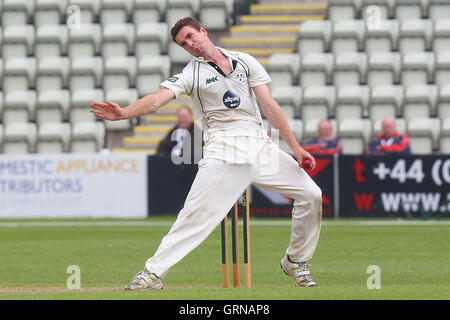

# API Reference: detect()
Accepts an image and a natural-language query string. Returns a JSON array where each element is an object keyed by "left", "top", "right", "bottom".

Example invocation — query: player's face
[
  {"left": 382, "top": 120, "right": 396, "bottom": 137},
  {"left": 175, "top": 26, "right": 208, "bottom": 57}
]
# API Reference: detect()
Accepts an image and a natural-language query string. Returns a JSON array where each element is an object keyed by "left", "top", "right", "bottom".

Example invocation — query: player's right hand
[
  {"left": 294, "top": 149, "right": 316, "bottom": 171},
  {"left": 90, "top": 101, "right": 124, "bottom": 121}
]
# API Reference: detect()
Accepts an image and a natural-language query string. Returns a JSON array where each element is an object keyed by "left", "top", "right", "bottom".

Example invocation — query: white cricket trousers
[{"left": 145, "top": 135, "right": 322, "bottom": 278}]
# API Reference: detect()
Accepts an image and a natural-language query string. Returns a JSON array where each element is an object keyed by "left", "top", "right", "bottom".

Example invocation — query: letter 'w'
[{"left": 354, "top": 193, "right": 374, "bottom": 211}]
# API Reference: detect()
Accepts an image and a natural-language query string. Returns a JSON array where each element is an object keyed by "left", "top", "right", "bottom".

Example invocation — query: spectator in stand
[
  {"left": 367, "top": 116, "right": 411, "bottom": 155},
  {"left": 302, "top": 120, "right": 342, "bottom": 155},
  {"left": 157, "top": 105, "right": 200, "bottom": 161}
]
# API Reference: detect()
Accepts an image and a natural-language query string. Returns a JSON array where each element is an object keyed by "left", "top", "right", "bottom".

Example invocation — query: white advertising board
[{"left": 0, "top": 153, "right": 147, "bottom": 218}]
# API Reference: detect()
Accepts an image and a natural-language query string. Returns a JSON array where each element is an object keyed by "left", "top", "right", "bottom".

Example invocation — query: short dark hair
[{"left": 171, "top": 17, "right": 202, "bottom": 43}]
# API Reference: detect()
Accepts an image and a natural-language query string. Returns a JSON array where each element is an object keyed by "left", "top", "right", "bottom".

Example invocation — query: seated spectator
[
  {"left": 302, "top": 120, "right": 342, "bottom": 155},
  {"left": 367, "top": 116, "right": 411, "bottom": 155},
  {"left": 157, "top": 105, "right": 201, "bottom": 162}
]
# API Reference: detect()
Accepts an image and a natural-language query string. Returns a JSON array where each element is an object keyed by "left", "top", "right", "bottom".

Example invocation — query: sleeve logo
[{"left": 167, "top": 76, "right": 179, "bottom": 83}]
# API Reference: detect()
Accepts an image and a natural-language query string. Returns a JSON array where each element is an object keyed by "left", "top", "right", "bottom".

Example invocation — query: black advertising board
[
  {"left": 148, "top": 155, "right": 450, "bottom": 218},
  {"left": 147, "top": 155, "right": 336, "bottom": 218},
  {"left": 246, "top": 155, "right": 335, "bottom": 218},
  {"left": 339, "top": 155, "right": 450, "bottom": 218},
  {"left": 147, "top": 155, "right": 198, "bottom": 215},
  {"left": 306, "top": 155, "right": 336, "bottom": 218}
]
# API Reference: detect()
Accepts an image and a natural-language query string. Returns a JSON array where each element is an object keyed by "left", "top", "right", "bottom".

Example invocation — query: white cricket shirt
[{"left": 160, "top": 47, "right": 271, "bottom": 138}]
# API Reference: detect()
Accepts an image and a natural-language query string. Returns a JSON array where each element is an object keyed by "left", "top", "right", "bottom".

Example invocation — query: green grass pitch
[{"left": 0, "top": 217, "right": 448, "bottom": 300}]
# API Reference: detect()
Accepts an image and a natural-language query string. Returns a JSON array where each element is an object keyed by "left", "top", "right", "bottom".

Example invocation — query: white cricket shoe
[
  {"left": 124, "top": 270, "right": 163, "bottom": 290},
  {"left": 281, "top": 255, "right": 317, "bottom": 287}
]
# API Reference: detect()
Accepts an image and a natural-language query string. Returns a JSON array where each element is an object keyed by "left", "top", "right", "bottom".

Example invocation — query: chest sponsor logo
[
  {"left": 223, "top": 90, "right": 241, "bottom": 109},
  {"left": 206, "top": 76, "right": 219, "bottom": 85}
]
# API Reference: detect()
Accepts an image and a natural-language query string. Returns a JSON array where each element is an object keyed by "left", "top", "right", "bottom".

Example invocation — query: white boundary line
[{"left": 0, "top": 220, "right": 448, "bottom": 228}]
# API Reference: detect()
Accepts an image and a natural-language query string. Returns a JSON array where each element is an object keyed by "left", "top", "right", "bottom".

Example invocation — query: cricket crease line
[
  {"left": 0, "top": 220, "right": 448, "bottom": 228},
  {"left": 0, "top": 285, "right": 230, "bottom": 294},
  {"left": 0, "top": 286, "right": 122, "bottom": 294}
]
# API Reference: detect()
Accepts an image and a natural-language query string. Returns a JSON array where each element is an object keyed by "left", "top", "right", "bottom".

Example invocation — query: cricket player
[{"left": 91, "top": 17, "right": 322, "bottom": 290}]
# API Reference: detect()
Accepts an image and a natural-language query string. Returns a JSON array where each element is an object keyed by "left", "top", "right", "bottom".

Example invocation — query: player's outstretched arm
[
  {"left": 253, "top": 84, "right": 316, "bottom": 170},
  {"left": 90, "top": 88, "right": 175, "bottom": 121}
]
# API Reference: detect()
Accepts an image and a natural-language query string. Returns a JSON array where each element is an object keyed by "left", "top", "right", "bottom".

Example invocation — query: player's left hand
[{"left": 294, "top": 149, "right": 316, "bottom": 170}]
